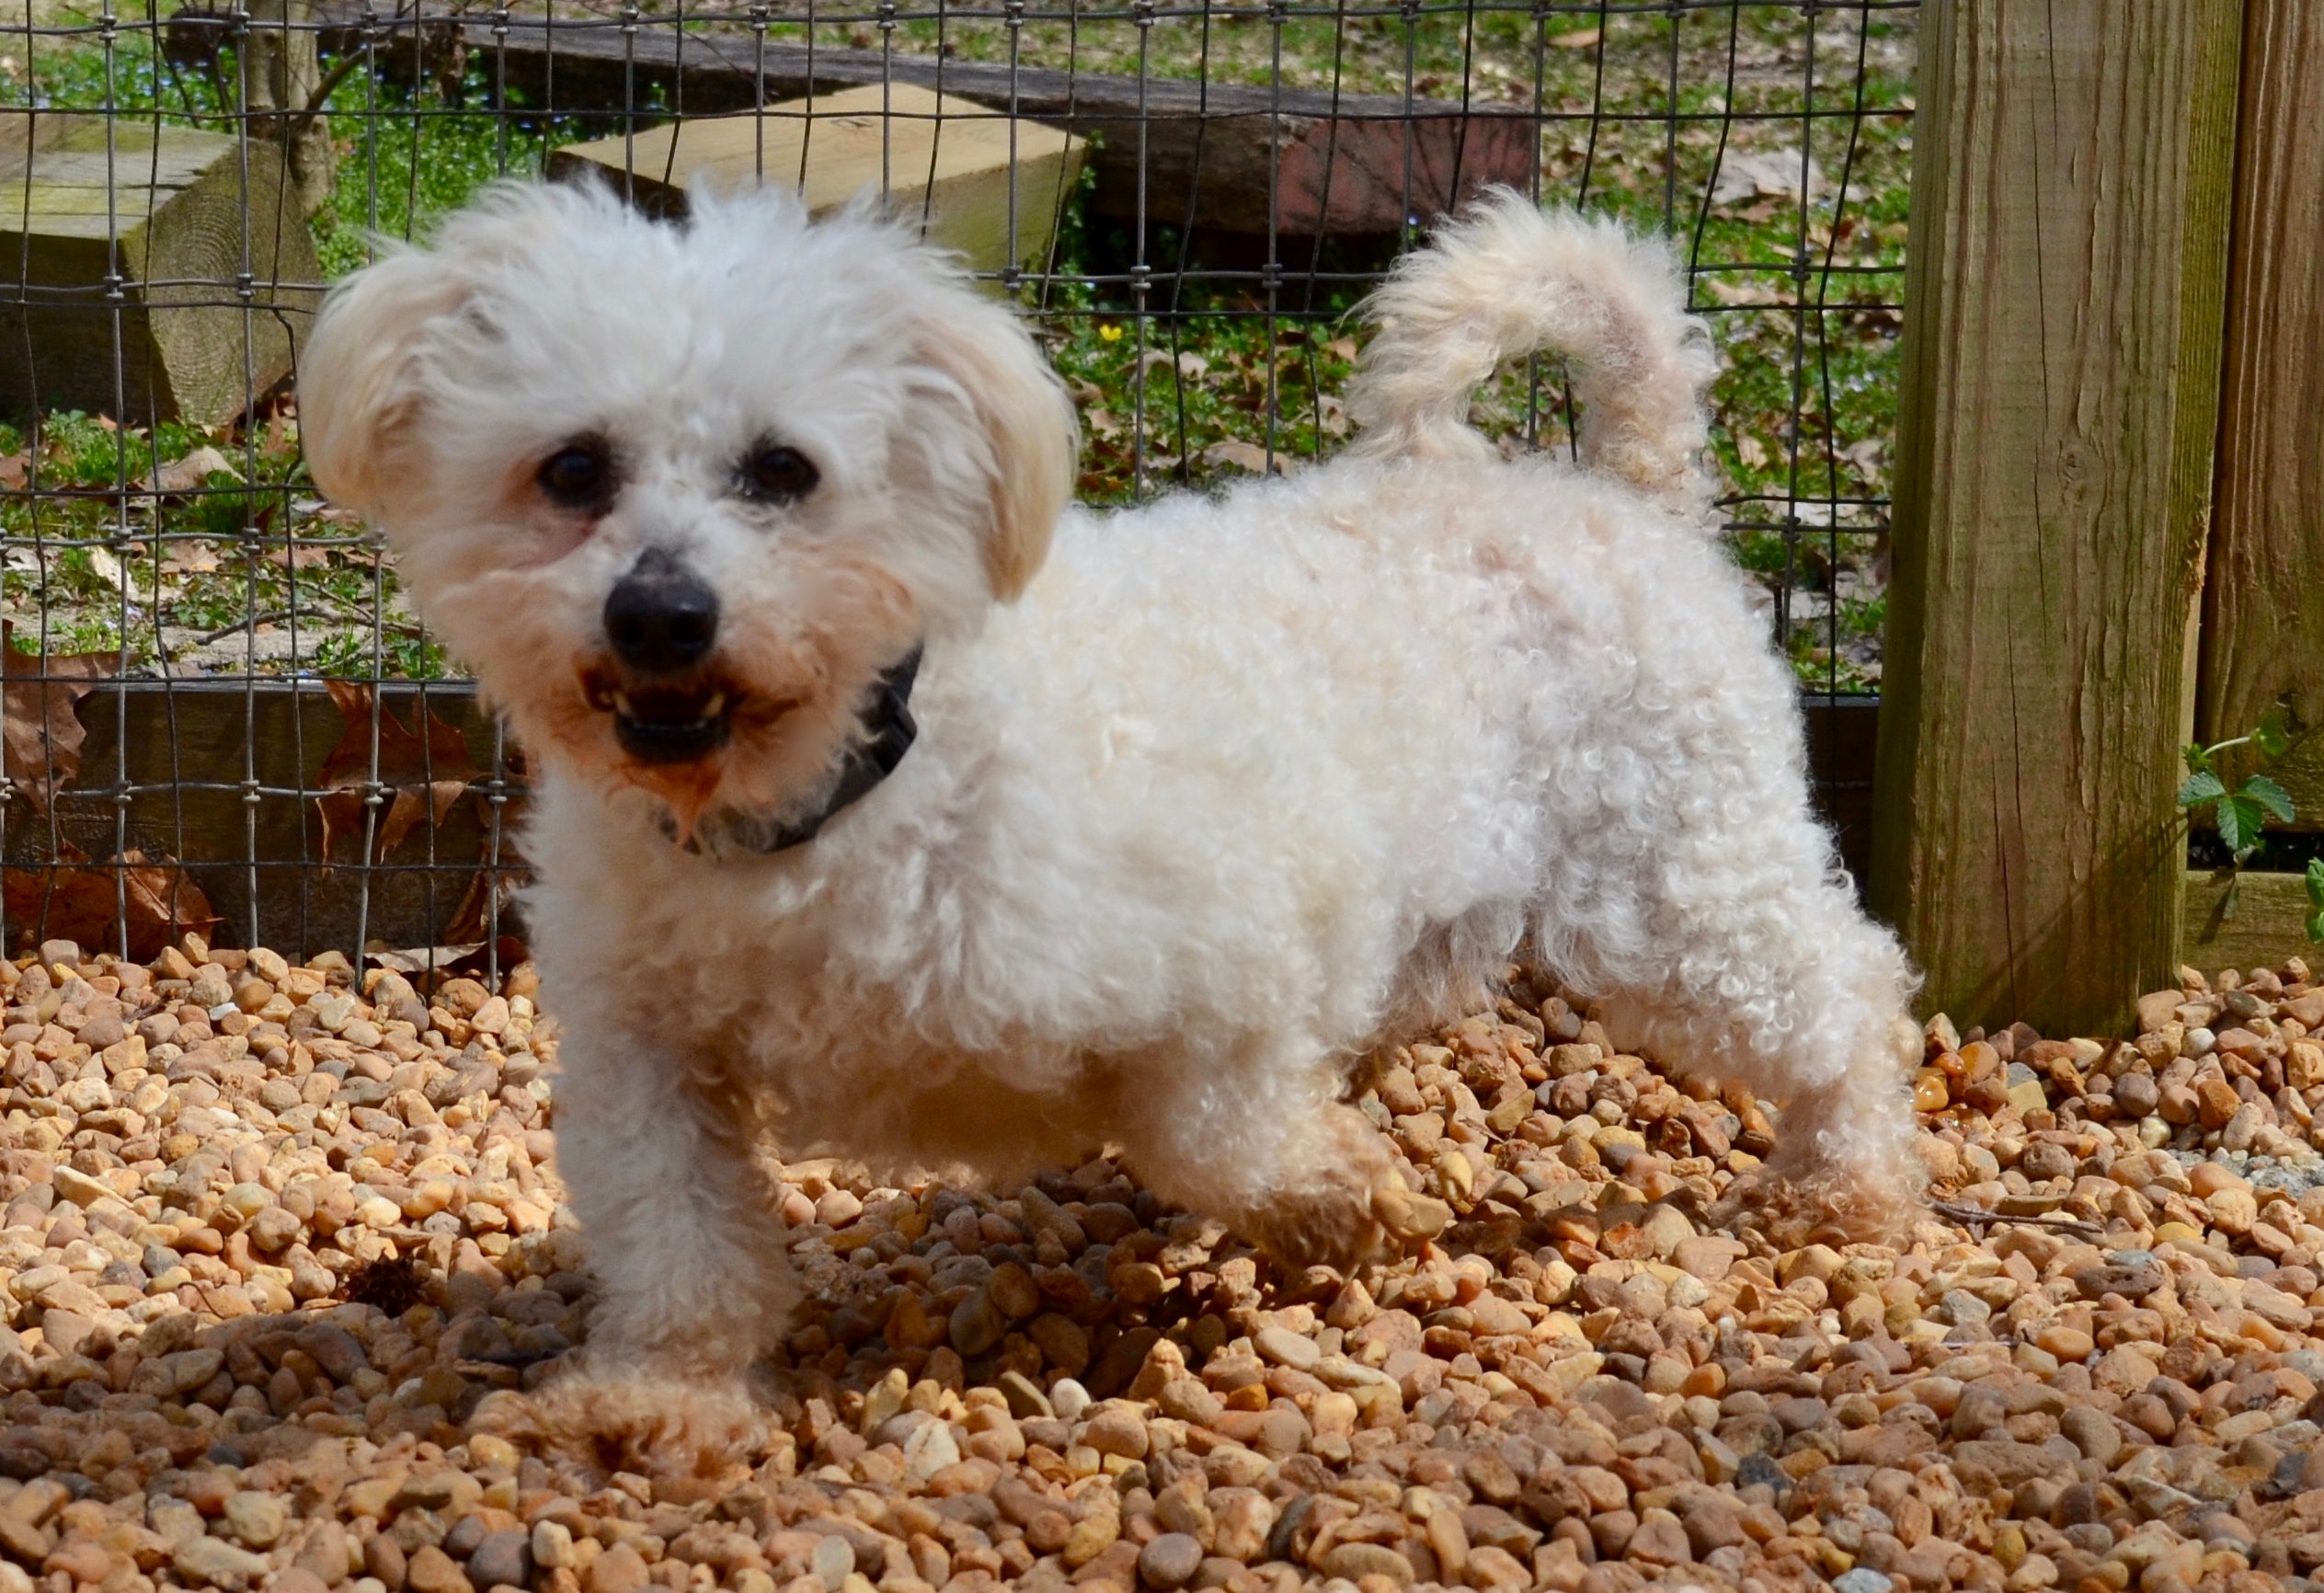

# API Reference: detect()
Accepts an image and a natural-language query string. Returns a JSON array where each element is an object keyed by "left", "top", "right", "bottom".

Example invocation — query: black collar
[{"left": 671, "top": 646, "right": 922, "bottom": 857}]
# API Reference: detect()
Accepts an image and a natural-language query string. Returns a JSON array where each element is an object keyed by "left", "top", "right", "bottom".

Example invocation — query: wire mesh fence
[{"left": 1, "top": 0, "right": 1914, "bottom": 967}]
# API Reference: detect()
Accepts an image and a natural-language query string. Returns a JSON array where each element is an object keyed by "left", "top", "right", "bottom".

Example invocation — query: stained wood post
[
  {"left": 2195, "top": 4, "right": 2324, "bottom": 831},
  {"left": 1868, "top": 0, "right": 2245, "bottom": 1036},
  {"left": 2179, "top": 0, "right": 2324, "bottom": 975}
]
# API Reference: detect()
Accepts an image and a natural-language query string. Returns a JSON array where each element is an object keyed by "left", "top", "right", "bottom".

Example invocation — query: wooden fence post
[
  {"left": 1868, "top": 0, "right": 2244, "bottom": 1037},
  {"left": 2184, "top": 0, "right": 2324, "bottom": 975}
]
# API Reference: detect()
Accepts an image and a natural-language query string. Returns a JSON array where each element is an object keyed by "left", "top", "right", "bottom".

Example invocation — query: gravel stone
[
  {"left": 1251, "top": 1324, "right": 1319, "bottom": 1370},
  {"left": 811, "top": 1532, "right": 853, "bottom": 1589},
  {"left": 585, "top": 1543, "right": 649, "bottom": 1593},
  {"left": 223, "top": 1489, "right": 288, "bottom": 1547},
  {"left": 406, "top": 1544, "right": 473, "bottom": 1593},
  {"left": 5, "top": 944, "right": 2324, "bottom": 1593},
  {"left": 175, "top": 1536, "right": 272, "bottom": 1588},
  {"left": 1138, "top": 1531, "right": 1205, "bottom": 1589},
  {"left": 1049, "top": 1376, "right": 1092, "bottom": 1420}
]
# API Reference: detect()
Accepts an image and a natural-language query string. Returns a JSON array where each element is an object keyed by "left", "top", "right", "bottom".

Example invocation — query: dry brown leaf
[
  {"left": 114, "top": 850, "right": 222, "bottom": 959},
  {"left": 0, "top": 846, "right": 215, "bottom": 959},
  {"left": 1549, "top": 27, "right": 1601, "bottom": 48},
  {"left": 2, "top": 843, "right": 114, "bottom": 955},
  {"left": 1710, "top": 148, "right": 1830, "bottom": 210},
  {"left": 312, "top": 789, "right": 368, "bottom": 865},
  {"left": 0, "top": 454, "right": 27, "bottom": 490},
  {"left": 1203, "top": 440, "right": 1297, "bottom": 476},
  {"left": 142, "top": 445, "right": 244, "bottom": 497},
  {"left": 442, "top": 866, "right": 524, "bottom": 946},
  {"left": 162, "top": 542, "right": 223, "bottom": 576},
  {"left": 313, "top": 682, "right": 481, "bottom": 864},
  {"left": 363, "top": 941, "right": 486, "bottom": 979},
  {"left": 2, "top": 620, "right": 117, "bottom": 814},
  {"left": 378, "top": 780, "right": 471, "bottom": 858}
]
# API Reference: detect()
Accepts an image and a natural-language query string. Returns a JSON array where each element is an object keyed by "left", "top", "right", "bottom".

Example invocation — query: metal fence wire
[{"left": 0, "top": 0, "right": 1913, "bottom": 968}]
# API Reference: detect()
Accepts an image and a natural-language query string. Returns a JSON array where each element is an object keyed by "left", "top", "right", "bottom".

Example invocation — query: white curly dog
[{"left": 300, "top": 180, "right": 1920, "bottom": 1467}]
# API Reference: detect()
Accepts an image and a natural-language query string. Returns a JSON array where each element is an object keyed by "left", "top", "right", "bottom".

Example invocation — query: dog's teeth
[
  {"left": 702, "top": 692, "right": 727, "bottom": 717},
  {"left": 612, "top": 692, "right": 635, "bottom": 716}
]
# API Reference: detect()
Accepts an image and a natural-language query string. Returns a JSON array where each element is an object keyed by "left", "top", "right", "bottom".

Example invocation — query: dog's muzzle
[
  {"left": 602, "top": 682, "right": 731, "bottom": 763},
  {"left": 598, "top": 551, "right": 732, "bottom": 763}
]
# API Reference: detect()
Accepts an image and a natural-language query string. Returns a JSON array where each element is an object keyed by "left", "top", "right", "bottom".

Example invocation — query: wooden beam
[
  {"left": 2181, "top": 869, "right": 2316, "bottom": 980},
  {"left": 1803, "top": 695, "right": 1878, "bottom": 893},
  {"left": 312, "top": 2, "right": 1533, "bottom": 238},
  {"left": 9, "top": 681, "right": 509, "bottom": 960},
  {"left": 1, "top": 114, "right": 322, "bottom": 426},
  {"left": 546, "top": 85, "right": 1084, "bottom": 277},
  {"left": 11, "top": 680, "right": 1877, "bottom": 959},
  {"left": 2195, "top": 0, "right": 2324, "bottom": 829},
  {"left": 1869, "top": 0, "right": 2245, "bottom": 1037}
]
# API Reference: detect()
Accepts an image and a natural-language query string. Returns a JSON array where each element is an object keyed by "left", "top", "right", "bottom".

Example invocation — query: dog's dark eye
[
  {"left": 538, "top": 441, "right": 613, "bottom": 510},
  {"left": 741, "top": 444, "right": 819, "bottom": 504}
]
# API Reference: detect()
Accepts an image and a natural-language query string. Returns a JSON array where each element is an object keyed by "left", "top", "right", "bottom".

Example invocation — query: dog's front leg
[{"left": 476, "top": 1024, "right": 795, "bottom": 1478}]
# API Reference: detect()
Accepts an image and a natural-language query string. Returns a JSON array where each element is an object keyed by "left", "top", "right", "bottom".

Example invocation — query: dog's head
[{"left": 299, "top": 180, "right": 1076, "bottom": 834}]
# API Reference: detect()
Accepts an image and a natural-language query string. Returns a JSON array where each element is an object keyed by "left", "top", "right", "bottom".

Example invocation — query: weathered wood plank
[
  {"left": 1804, "top": 694, "right": 1877, "bottom": 892},
  {"left": 5, "top": 682, "right": 512, "bottom": 958},
  {"left": 548, "top": 84, "right": 1084, "bottom": 275},
  {"left": 2196, "top": 0, "right": 2324, "bottom": 829},
  {"left": 1869, "top": 0, "right": 2245, "bottom": 1036},
  {"left": 3, "top": 681, "right": 1877, "bottom": 960},
  {"left": 0, "top": 115, "right": 322, "bottom": 425},
  {"left": 2181, "top": 869, "right": 2317, "bottom": 980},
  {"left": 314, "top": 2, "right": 1533, "bottom": 238}
]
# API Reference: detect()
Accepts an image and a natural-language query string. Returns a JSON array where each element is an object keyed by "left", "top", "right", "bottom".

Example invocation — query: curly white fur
[
  {"left": 300, "top": 181, "right": 1921, "bottom": 1459},
  {"left": 1349, "top": 193, "right": 1719, "bottom": 511}
]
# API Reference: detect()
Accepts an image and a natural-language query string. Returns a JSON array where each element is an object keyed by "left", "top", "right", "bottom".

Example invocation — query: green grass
[{"left": 4, "top": 2, "right": 1911, "bottom": 690}]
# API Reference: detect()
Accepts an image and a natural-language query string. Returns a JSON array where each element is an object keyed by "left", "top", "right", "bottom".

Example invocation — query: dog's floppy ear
[
  {"left": 914, "top": 291, "right": 1079, "bottom": 602},
  {"left": 299, "top": 248, "right": 470, "bottom": 521}
]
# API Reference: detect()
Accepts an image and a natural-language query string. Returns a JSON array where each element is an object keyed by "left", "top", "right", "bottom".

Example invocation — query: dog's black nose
[{"left": 604, "top": 550, "right": 718, "bottom": 673}]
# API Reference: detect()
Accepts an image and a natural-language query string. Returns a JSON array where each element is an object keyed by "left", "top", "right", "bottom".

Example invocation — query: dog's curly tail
[{"left": 1346, "top": 189, "right": 1717, "bottom": 511}]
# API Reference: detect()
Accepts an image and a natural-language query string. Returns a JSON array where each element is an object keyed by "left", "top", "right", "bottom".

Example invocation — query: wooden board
[
  {"left": 0, "top": 107, "right": 65, "bottom": 171},
  {"left": 0, "top": 114, "right": 322, "bottom": 426},
  {"left": 2181, "top": 869, "right": 2318, "bottom": 980},
  {"left": 1804, "top": 694, "right": 1878, "bottom": 891},
  {"left": 548, "top": 84, "right": 1083, "bottom": 275},
  {"left": 2195, "top": 0, "right": 2324, "bottom": 828},
  {"left": 1868, "top": 0, "right": 2244, "bottom": 1037},
  {"left": 0, "top": 681, "right": 1881, "bottom": 959},
  {"left": 315, "top": 2, "right": 1533, "bottom": 238},
  {"left": 4, "top": 681, "right": 511, "bottom": 960}
]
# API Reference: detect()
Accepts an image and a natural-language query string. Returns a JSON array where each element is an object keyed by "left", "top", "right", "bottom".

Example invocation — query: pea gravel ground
[{"left": 2, "top": 938, "right": 2324, "bottom": 1593}]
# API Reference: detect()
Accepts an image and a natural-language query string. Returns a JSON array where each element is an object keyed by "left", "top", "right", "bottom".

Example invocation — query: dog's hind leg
[
  {"left": 1532, "top": 679, "right": 1926, "bottom": 1245},
  {"left": 475, "top": 1025, "right": 795, "bottom": 1479},
  {"left": 1116, "top": 1035, "right": 1450, "bottom": 1273},
  {"left": 1562, "top": 835, "right": 1925, "bottom": 1246}
]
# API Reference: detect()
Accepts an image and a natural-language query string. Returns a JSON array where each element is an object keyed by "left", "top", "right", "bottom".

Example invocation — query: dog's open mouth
[{"left": 586, "top": 674, "right": 734, "bottom": 764}]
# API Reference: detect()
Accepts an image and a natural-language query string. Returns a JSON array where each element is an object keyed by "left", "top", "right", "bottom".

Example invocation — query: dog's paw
[
  {"left": 1712, "top": 1159, "right": 1923, "bottom": 1251},
  {"left": 473, "top": 1360, "right": 765, "bottom": 1482},
  {"left": 1242, "top": 1154, "right": 1452, "bottom": 1273},
  {"left": 1370, "top": 1177, "right": 1455, "bottom": 1244}
]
